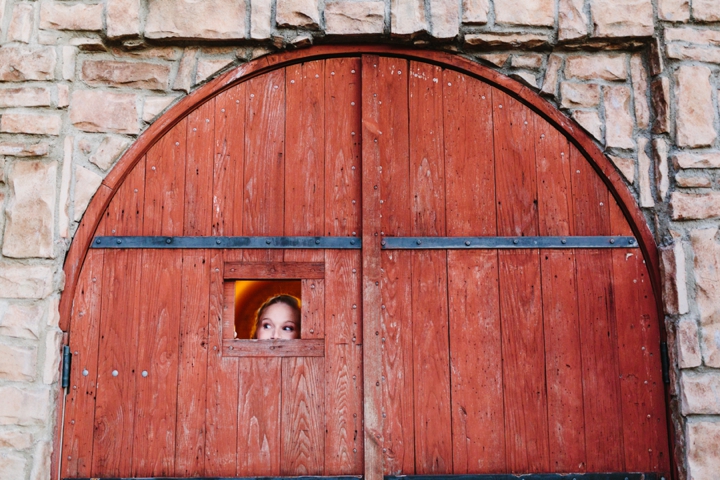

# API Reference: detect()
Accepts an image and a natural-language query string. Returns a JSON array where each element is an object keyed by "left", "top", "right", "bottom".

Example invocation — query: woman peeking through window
[{"left": 250, "top": 294, "right": 301, "bottom": 340}]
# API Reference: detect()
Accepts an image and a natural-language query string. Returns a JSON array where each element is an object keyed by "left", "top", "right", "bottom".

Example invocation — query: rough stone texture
[
  {"left": 325, "top": 2, "right": 385, "bottom": 35},
  {"left": 511, "top": 54, "right": 543, "bottom": 69},
  {"left": 675, "top": 65, "right": 717, "bottom": 148},
  {"left": 677, "top": 174, "right": 712, "bottom": 188},
  {"left": 107, "top": 0, "right": 142, "bottom": 39},
  {"left": 29, "top": 441, "right": 51, "bottom": 480},
  {"left": 0, "top": 46, "right": 56, "bottom": 82},
  {"left": 565, "top": 54, "right": 627, "bottom": 81},
  {"left": 82, "top": 60, "right": 171, "bottom": 90},
  {"left": 540, "top": 54, "right": 562, "bottom": 96},
  {"left": 638, "top": 138, "right": 654, "bottom": 207},
  {"left": 195, "top": 58, "right": 235, "bottom": 84},
  {"left": 666, "top": 44, "right": 720, "bottom": 64},
  {"left": 677, "top": 318, "right": 701, "bottom": 367},
  {"left": 39, "top": 2, "right": 103, "bottom": 31},
  {"left": 494, "top": 0, "right": 554, "bottom": 27},
  {"left": 465, "top": 32, "right": 549, "bottom": 48},
  {"left": 58, "top": 84, "right": 69, "bottom": 108},
  {"left": 687, "top": 421, "right": 720, "bottom": 480},
  {"left": 603, "top": 86, "right": 635, "bottom": 149},
  {"left": 0, "top": 113, "right": 61, "bottom": 136},
  {"left": 659, "top": 0, "right": 690, "bottom": 21},
  {"left": 73, "top": 166, "right": 103, "bottom": 221},
  {"left": 651, "top": 77, "right": 670, "bottom": 134},
  {"left": 690, "top": 227, "right": 720, "bottom": 367},
  {"left": 3, "top": 161, "right": 57, "bottom": 259},
  {"left": 391, "top": 0, "right": 427, "bottom": 37},
  {"left": 62, "top": 47, "right": 77, "bottom": 81},
  {"left": 462, "top": 0, "right": 489, "bottom": 24},
  {"left": 42, "top": 330, "right": 62, "bottom": 384},
  {"left": 0, "top": 263, "right": 54, "bottom": 299},
  {"left": 70, "top": 90, "right": 139, "bottom": 134},
  {"left": 277, "top": 0, "right": 321, "bottom": 28},
  {"left": 558, "top": 0, "right": 588, "bottom": 41},
  {"left": 0, "top": 451, "right": 27, "bottom": 480},
  {"left": 629, "top": 54, "right": 649, "bottom": 130},
  {"left": 478, "top": 53, "right": 510, "bottom": 67},
  {"left": 674, "top": 152, "right": 720, "bottom": 169},
  {"left": 0, "top": 385, "right": 51, "bottom": 425},
  {"left": 590, "top": 0, "right": 654, "bottom": 37},
  {"left": 89, "top": 136, "right": 130, "bottom": 171},
  {"left": 673, "top": 193, "right": 720, "bottom": 219},
  {"left": 146, "top": 0, "right": 246, "bottom": 39},
  {"left": 0, "top": 344, "right": 37, "bottom": 382},
  {"left": 173, "top": 48, "right": 198, "bottom": 93},
  {"left": 143, "top": 95, "right": 177, "bottom": 122},
  {"left": 0, "top": 302, "right": 43, "bottom": 339},
  {"left": 251, "top": 0, "right": 273, "bottom": 39},
  {"left": 572, "top": 110, "right": 602, "bottom": 141},
  {"left": 429, "top": 0, "right": 460, "bottom": 39},
  {"left": 0, "top": 142, "right": 50, "bottom": 157},
  {"left": 0, "top": 87, "right": 53, "bottom": 108},
  {"left": 653, "top": 138, "right": 669, "bottom": 201},
  {"left": 693, "top": 0, "right": 720, "bottom": 22},
  {"left": 7, "top": 2, "right": 34, "bottom": 43},
  {"left": 608, "top": 154, "right": 635, "bottom": 184},
  {"left": 58, "top": 136, "right": 72, "bottom": 239},
  {"left": 665, "top": 25, "right": 720, "bottom": 43},
  {"left": 0, "top": 429, "right": 33, "bottom": 449},
  {"left": 682, "top": 372, "right": 720, "bottom": 414},
  {"left": 560, "top": 82, "right": 600, "bottom": 108}
]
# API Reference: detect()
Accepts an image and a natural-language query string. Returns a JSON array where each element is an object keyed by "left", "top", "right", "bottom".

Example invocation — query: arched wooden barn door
[{"left": 58, "top": 47, "right": 672, "bottom": 480}]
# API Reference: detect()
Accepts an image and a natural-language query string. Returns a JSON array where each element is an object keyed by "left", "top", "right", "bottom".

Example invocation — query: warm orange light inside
[{"left": 234, "top": 280, "right": 302, "bottom": 339}]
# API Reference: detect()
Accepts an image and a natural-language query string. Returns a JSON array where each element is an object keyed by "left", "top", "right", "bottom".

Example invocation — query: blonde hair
[{"left": 250, "top": 294, "right": 301, "bottom": 339}]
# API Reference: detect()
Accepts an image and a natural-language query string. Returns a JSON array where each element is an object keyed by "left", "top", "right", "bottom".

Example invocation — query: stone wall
[{"left": 0, "top": 0, "right": 719, "bottom": 479}]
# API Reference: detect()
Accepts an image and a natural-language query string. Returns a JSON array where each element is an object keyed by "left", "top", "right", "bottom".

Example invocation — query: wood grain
[
  {"left": 223, "top": 339, "right": 325, "bottom": 357},
  {"left": 225, "top": 262, "right": 325, "bottom": 279},
  {"left": 301, "top": 278, "right": 325, "bottom": 339}
]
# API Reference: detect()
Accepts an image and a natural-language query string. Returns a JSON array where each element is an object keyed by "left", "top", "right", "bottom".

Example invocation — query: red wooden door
[{"left": 59, "top": 50, "right": 671, "bottom": 480}]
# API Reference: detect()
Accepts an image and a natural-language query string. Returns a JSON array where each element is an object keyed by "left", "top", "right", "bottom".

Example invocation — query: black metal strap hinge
[
  {"left": 381, "top": 236, "right": 638, "bottom": 249},
  {"left": 660, "top": 341, "right": 670, "bottom": 384},
  {"left": 61, "top": 345, "right": 71, "bottom": 390},
  {"left": 92, "top": 236, "right": 361, "bottom": 249}
]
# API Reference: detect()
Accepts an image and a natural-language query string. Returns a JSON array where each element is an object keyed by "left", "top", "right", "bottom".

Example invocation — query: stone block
[
  {"left": 572, "top": 110, "right": 603, "bottom": 142},
  {"left": 7, "top": 2, "right": 34, "bottom": 43},
  {"left": 511, "top": 54, "right": 543, "bottom": 69},
  {"left": 0, "top": 429, "right": 33, "bottom": 449},
  {"left": 608, "top": 155, "right": 635, "bottom": 183},
  {"left": 558, "top": 0, "right": 588, "bottom": 40},
  {"left": 494, "top": 0, "right": 554, "bottom": 26},
  {"left": 3, "top": 161, "right": 57, "bottom": 259},
  {"left": 143, "top": 95, "right": 177, "bottom": 123},
  {"left": 672, "top": 193, "right": 720, "bottom": 219},
  {"left": 146, "top": 0, "right": 246, "bottom": 39},
  {"left": 62, "top": 46, "right": 77, "bottom": 81},
  {"left": 638, "top": 138, "right": 654, "bottom": 207},
  {"left": 0, "top": 302, "right": 43, "bottom": 339},
  {"left": 0, "top": 87, "right": 53, "bottom": 108},
  {"left": 510, "top": 71, "right": 538, "bottom": 88},
  {"left": 658, "top": 0, "right": 689, "bottom": 21},
  {"left": 682, "top": 371, "right": 720, "bottom": 414},
  {"left": 276, "top": 0, "right": 320, "bottom": 28},
  {"left": 39, "top": 1, "right": 103, "bottom": 31},
  {"left": 690, "top": 226, "right": 720, "bottom": 325},
  {"left": 195, "top": 58, "right": 234, "bottom": 85},
  {"left": 107, "top": 0, "right": 141, "bottom": 39},
  {"left": 251, "top": 0, "right": 273, "bottom": 39},
  {"left": 604, "top": 86, "right": 634, "bottom": 149},
  {"left": 391, "top": 0, "right": 427, "bottom": 37},
  {"left": 462, "top": 0, "right": 489, "bottom": 24},
  {"left": 675, "top": 65, "right": 717, "bottom": 148},
  {"left": 0, "top": 142, "right": 50, "bottom": 157},
  {"left": 58, "top": 84, "right": 69, "bottom": 108},
  {"left": 43, "top": 329, "right": 62, "bottom": 384},
  {"left": 465, "top": 32, "right": 549, "bottom": 48},
  {"left": 676, "top": 174, "right": 711, "bottom": 188},
  {"left": 29, "top": 441, "right": 51, "bottom": 480},
  {"left": 674, "top": 152, "right": 720, "bottom": 169},
  {"left": 540, "top": 55, "right": 562, "bottom": 96},
  {"left": 478, "top": 53, "right": 509, "bottom": 67},
  {"left": 676, "top": 318, "right": 701, "bottom": 368},
  {"left": 653, "top": 138, "right": 669, "bottom": 201},
  {"left": 0, "top": 385, "right": 52, "bottom": 425},
  {"left": 560, "top": 82, "right": 600, "bottom": 108},
  {"left": 428, "top": 0, "right": 459, "bottom": 39},
  {"left": 89, "top": 136, "right": 130, "bottom": 171},
  {"left": 693, "top": 0, "right": 720, "bottom": 22},
  {"left": 630, "top": 54, "right": 649, "bottom": 130},
  {"left": 590, "top": 0, "right": 653, "bottom": 37},
  {"left": 701, "top": 323, "right": 720, "bottom": 368},
  {"left": 58, "top": 136, "right": 72, "bottom": 239},
  {"left": 0, "top": 451, "right": 27, "bottom": 480},
  {"left": 665, "top": 26, "right": 720, "bottom": 43},
  {"left": 70, "top": 90, "right": 139, "bottom": 134},
  {"left": 173, "top": 49, "right": 198, "bottom": 93},
  {"left": 565, "top": 54, "right": 628, "bottom": 81},
  {"left": 0, "top": 113, "right": 61, "bottom": 136},
  {"left": 81, "top": 60, "right": 171, "bottom": 90},
  {"left": 0, "top": 344, "right": 37, "bottom": 381},
  {"left": 73, "top": 166, "right": 103, "bottom": 221},
  {"left": 0, "top": 46, "right": 56, "bottom": 82},
  {"left": 666, "top": 44, "right": 720, "bottom": 64},
  {"left": 0, "top": 263, "right": 54, "bottom": 299},
  {"left": 651, "top": 77, "right": 670, "bottom": 134},
  {"left": 687, "top": 421, "right": 720, "bottom": 480}
]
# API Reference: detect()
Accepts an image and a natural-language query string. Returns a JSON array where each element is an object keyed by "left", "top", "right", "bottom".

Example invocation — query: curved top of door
[{"left": 60, "top": 44, "right": 660, "bottom": 330}]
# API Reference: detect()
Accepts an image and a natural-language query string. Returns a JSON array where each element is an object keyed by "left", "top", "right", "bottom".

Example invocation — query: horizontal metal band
[
  {"left": 381, "top": 236, "right": 638, "bottom": 249},
  {"left": 92, "top": 236, "right": 361, "bottom": 249},
  {"left": 65, "top": 477, "right": 362, "bottom": 480},
  {"left": 388, "top": 475, "right": 658, "bottom": 480}
]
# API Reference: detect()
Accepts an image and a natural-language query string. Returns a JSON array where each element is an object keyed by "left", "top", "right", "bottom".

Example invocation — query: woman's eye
[
  {"left": 262, "top": 323, "right": 272, "bottom": 329},
  {"left": 283, "top": 326, "right": 295, "bottom": 332}
]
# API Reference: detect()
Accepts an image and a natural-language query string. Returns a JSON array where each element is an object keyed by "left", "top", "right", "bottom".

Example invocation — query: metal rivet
[
  {"left": 96, "top": 239, "right": 101, "bottom": 244},
  {"left": 351, "top": 132, "right": 355, "bottom": 136},
  {"left": 193, "top": 127, "right": 197, "bottom": 132},
  {"left": 352, "top": 268, "right": 357, "bottom": 273},
  {"left": 142, "top": 371, "right": 148, "bottom": 377},
  {"left": 354, "top": 448, "right": 358, "bottom": 453},
  {"left": 416, "top": 239, "right": 422, "bottom": 245},
  {"left": 166, "top": 238, "right": 172, "bottom": 244},
  {"left": 465, "top": 240, "right": 471, "bottom": 246},
  {"left": 116, "top": 239, "right": 122, "bottom": 244},
  {"left": 352, "top": 200, "right": 356, "bottom": 204},
  {"left": 216, "top": 239, "right": 221, "bottom": 244},
  {"left": 513, "top": 239, "right": 519, "bottom": 244},
  {"left": 352, "top": 304, "right": 357, "bottom": 309},
  {"left": 375, "top": 281, "right": 379, "bottom": 286},
  {"left": 561, "top": 238, "right": 567, "bottom": 244},
  {"left": 266, "top": 239, "right": 271, "bottom": 244},
  {"left": 331, "top": 72, "right": 335, "bottom": 75},
  {"left": 350, "top": 239, "right": 356, "bottom": 245},
  {"left": 70, "top": 420, "right": 75, "bottom": 425},
  {"left": 351, "top": 102, "right": 355, "bottom": 106},
  {"left": 374, "top": 185, "right": 378, "bottom": 189},
  {"left": 315, "top": 238, "right": 321, "bottom": 244},
  {"left": 112, "top": 370, "right": 118, "bottom": 377},
  {"left": 629, "top": 238, "right": 635, "bottom": 244},
  {"left": 82, "top": 369, "right": 89, "bottom": 376},
  {"left": 309, "top": 329, "right": 314, "bottom": 333},
  {"left": 610, "top": 238, "right": 615, "bottom": 244},
  {"left": 311, "top": 284, "right": 315, "bottom": 289},
  {"left": 381, "top": 240, "right": 386, "bottom": 246},
  {"left": 351, "top": 70, "right": 356, "bottom": 73}
]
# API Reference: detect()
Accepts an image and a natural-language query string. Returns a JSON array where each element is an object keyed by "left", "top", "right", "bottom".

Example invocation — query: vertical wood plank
[
  {"left": 174, "top": 98, "right": 214, "bottom": 476},
  {"left": 361, "top": 54, "right": 386, "bottom": 480},
  {"left": 493, "top": 89, "right": 550, "bottom": 473},
  {"left": 204, "top": 86, "right": 242, "bottom": 476},
  {"left": 285, "top": 60, "right": 325, "bottom": 263},
  {"left": 408, "top": 60, "right": 451, "bottom": 475},
  {"left": 301, "top": 278, "right": 325, "bottom": 339},
  {"left": 324, "top": 56, "right": 363, "bottom": 475},
  {"left": 535, "top": 118, "right": 586, "bottom": 473},
  {"left": 132, "top": 119, "right": 187, "bottom": 477},
  {"left": 443, "top": 68, "right": 504, "bottom": 474},
  {"left": 571, "top": 146, "right": 625, "bottom": 472},
  {"left": 91, "top": 160, "right": 145, "bottom": 477}
]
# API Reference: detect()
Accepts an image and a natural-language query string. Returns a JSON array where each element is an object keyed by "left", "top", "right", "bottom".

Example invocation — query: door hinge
[
  {"left": 61, "top": 345, "right": 72, "bottom": 390},
  {"left": 660, "top": 341, "right": 670, "bottom": 385}
]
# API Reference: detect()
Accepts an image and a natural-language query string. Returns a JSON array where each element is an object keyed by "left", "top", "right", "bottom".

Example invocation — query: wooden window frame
[{"left": 221, "top": 261, "right": 325, "bottom": 357}]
